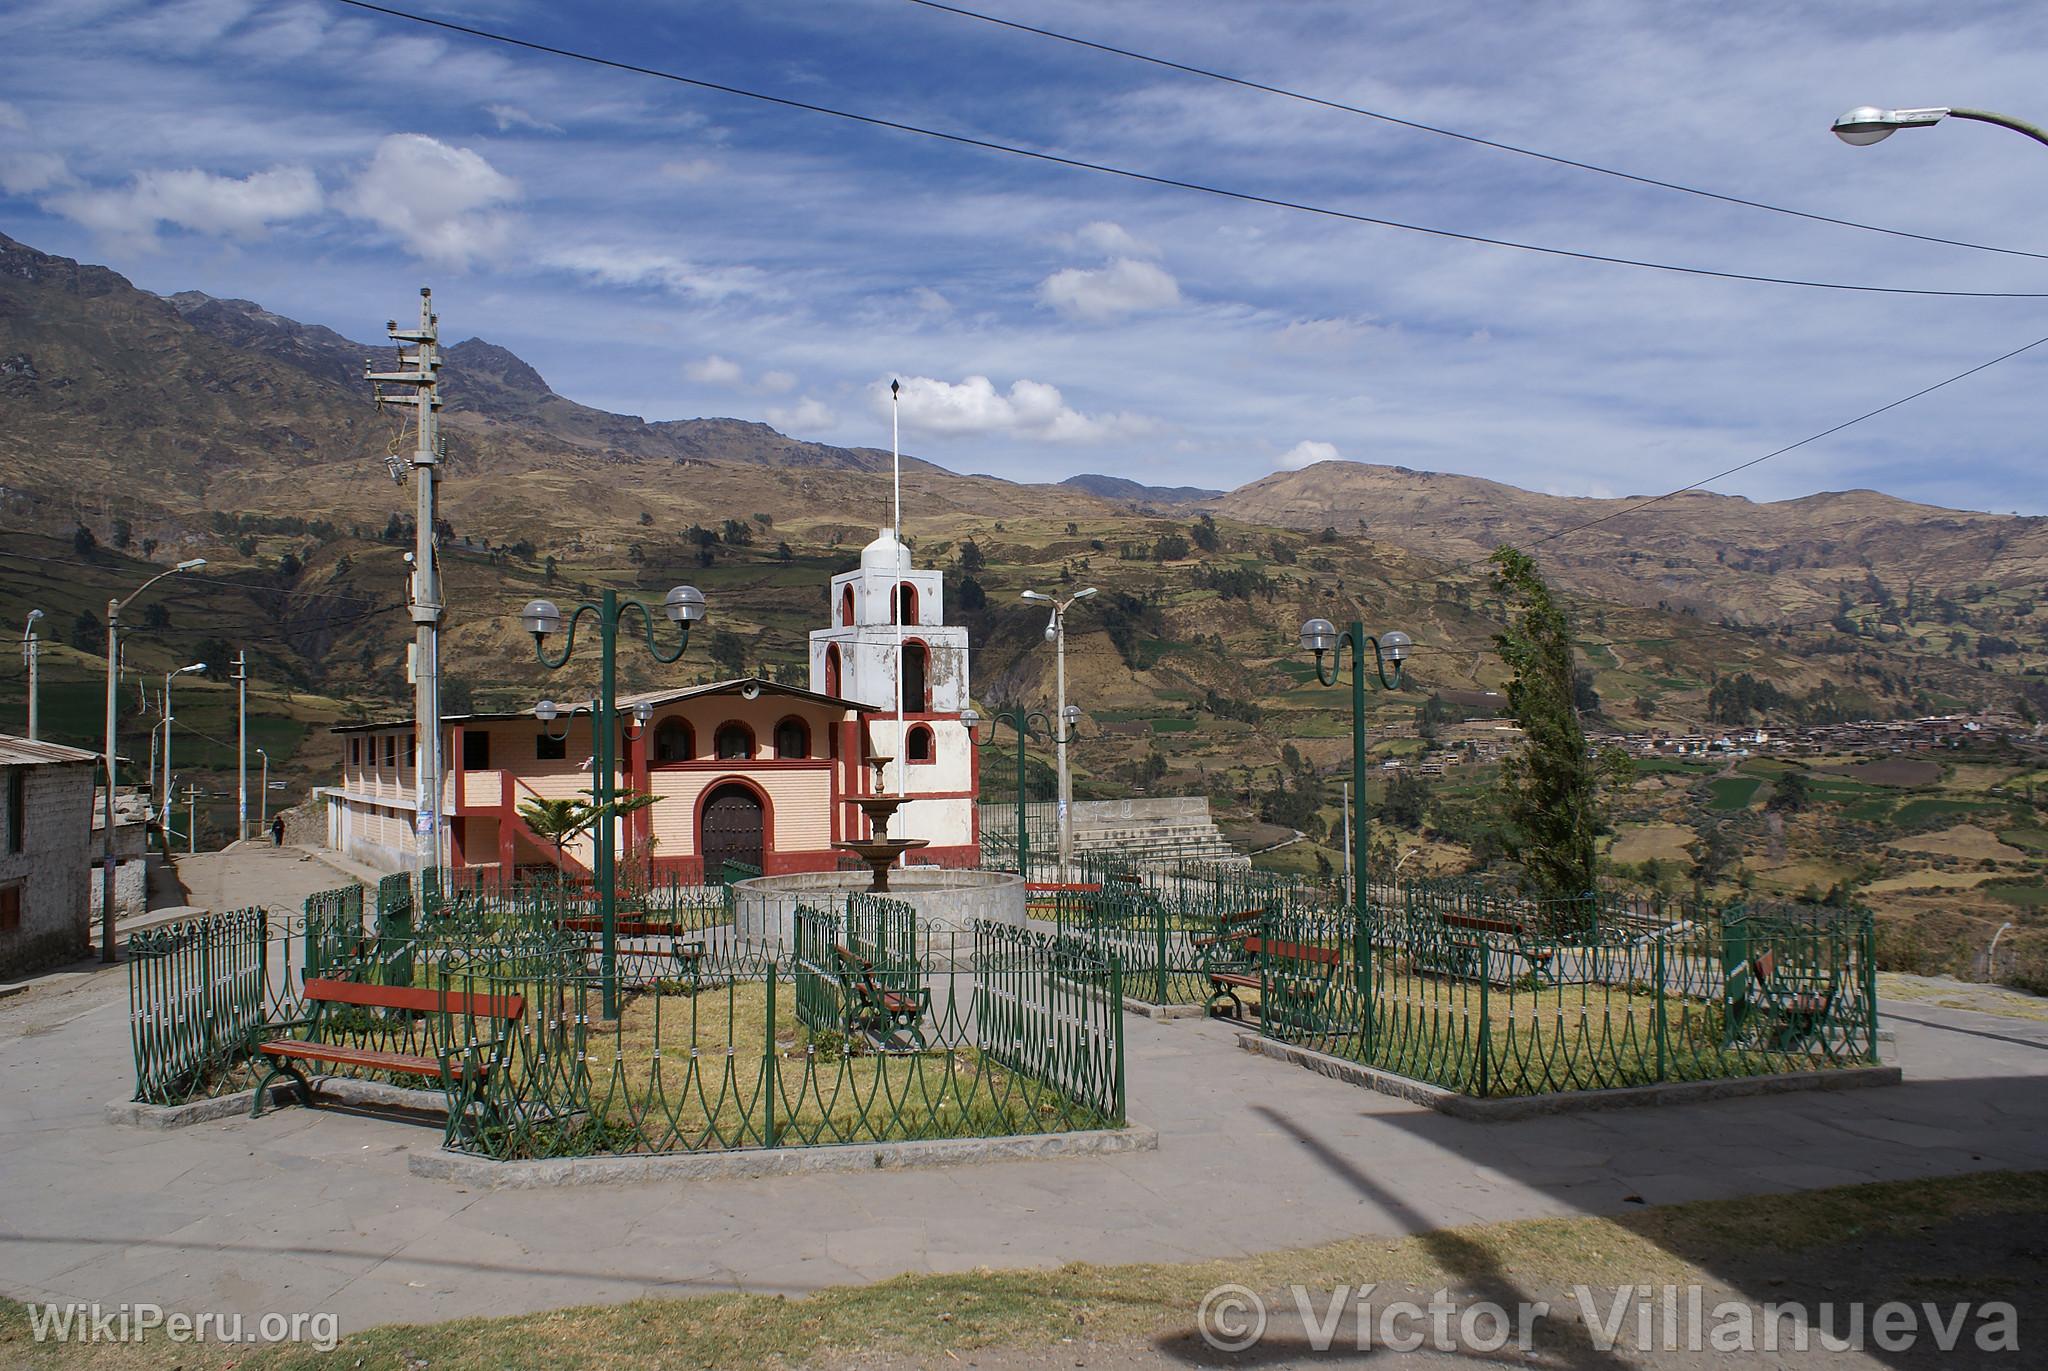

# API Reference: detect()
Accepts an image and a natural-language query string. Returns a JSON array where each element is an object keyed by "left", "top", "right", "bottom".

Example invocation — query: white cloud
[
  {"left": 485, "top": 104, "right": 562, "bottom": 135},
  {"left": 1276, "top": 440, "right": 1340, "bottom": 471},
  {"left": 338, "top": 133, "right": 518, "bottom": 269},
  {"left": 44, "top": 165, "right": 321, "bottom": 244},
  {"left": 540, "top": 243, "right": 767, "bottom": 300},
  {"left": 909, "top": 285, "right": 952, "bottom": 316},
  {"left": 0, "top": 101, "right": 25, "bottom": 132},
  {"left": 756, "top": 369, "right": 796, "bottom": 394},
  {"left": 657, "top": 157, "right": 718, "bottom": 183},
  {"left": 1, "top": 149, "right": 71, "bottom": 196},
  {"left": 891, "top": 375, "right": 1155, "bottom": 444},
  {"left": 1072, "top": 220, "right": 1156, "bottom": 259},
  {"left": 684, "top": 354, "right": 744, "bottom": 386},
  {"left": 766, "top": 396, "right": 834, "bottom": 433},
  {"left": 1037, "top": 257, "right": 1182, "bottom": 323}
]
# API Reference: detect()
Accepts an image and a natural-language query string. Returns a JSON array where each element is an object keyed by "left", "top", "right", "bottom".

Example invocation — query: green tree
[
  {"left": 1153, "top": 531, "right": 1189, "bottom": 562},
  {"left": 111, "top": 518, "right": 132, "bottom": 550},
  {"left": 515, "top": 790, "right": 661, "bottom": 862},
  {"left": 70, "top": 609, "right": 104, "bottom": 654},
  {"left": 708, "top": 628, "right": 749, "bottom": 677},
  {"left": 1383, "top": 771, "right": 1429, "bottom": 830},
  {"left": 1767, "top": 770, "right": 1811, "bottom": 813},
  {"left": 957, "top": 538, "right": 985, "bottom": 574},
  {"left": 1488, "top": 546, "right": 1619, "bottom": 913},
  {"left": 72, "top": 525, "right": 97, "bottom": 560},
  {"left": 1189, "top": 513, "right": 1218, "bottom": 553}
]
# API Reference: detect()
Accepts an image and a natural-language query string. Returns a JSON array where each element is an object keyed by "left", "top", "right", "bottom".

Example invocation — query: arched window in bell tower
[
  {"left": 840, "top": 584, "right": 855, "bottom": 627},
  {"left": 824, "top": 643, "right": 842, "bottom": 697},
  {"left": 896, "top": 581, "right": 918, "bottom": 625},
  {"left": 901, "top": 640, "right": 930, "bottom": 712}
]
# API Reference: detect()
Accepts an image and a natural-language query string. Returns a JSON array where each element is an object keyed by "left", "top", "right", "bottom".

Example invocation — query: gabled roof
[
  {"left": 0, "top": 734, "right": 100, "bottom": 766},
  {"left": 329, "top": 677, "right": 875, "bottom": 734}
]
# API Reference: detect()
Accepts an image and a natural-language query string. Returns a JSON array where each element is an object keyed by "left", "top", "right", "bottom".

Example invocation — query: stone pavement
[{"left": 3, "top": 847, "right": 2046, "bottom": 1337}]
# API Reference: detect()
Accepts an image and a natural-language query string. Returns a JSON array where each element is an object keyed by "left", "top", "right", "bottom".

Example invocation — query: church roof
[
  {"left": 859, "top": 528, "right": 912, "bottom": 572},
  {"left": 330, "top": 677, "right": 877, "bottom": 734}
]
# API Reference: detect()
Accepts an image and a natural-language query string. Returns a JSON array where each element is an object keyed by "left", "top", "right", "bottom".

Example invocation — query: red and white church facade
[{"left": 322, "top": 530, "right": 978, "bottom": 881}]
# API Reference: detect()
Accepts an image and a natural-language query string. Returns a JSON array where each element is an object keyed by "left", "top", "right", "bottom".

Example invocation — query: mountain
[
  {"left": 1060, "top": 473, "right": 1221, "bottom": 506},
  {"left": 1216, "top": 459, "right": 2048, "bottom": 629}
]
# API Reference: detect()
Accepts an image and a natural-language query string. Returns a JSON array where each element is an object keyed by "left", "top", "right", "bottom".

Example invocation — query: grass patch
[
  {"left": 8, "top": 1172, "right": 2041, "bottom": 1369},
  {"left": 1983, "top": 879, "right": 2048, "bottom": 910},
  {"left": 1999, "top": 828, "right": 2048, "bottom": 855},
  {"left": 1706, "top": 776, "right": 1763, "bottom": 810},
  {"left": 1148, "top": 717, "right": 1196, "bottom": 734},
  {"left": 1894, "top": 798, "right": 2008, "bottom": 828}
]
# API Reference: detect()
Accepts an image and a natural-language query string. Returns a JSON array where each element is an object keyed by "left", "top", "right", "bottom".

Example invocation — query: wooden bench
[
  {"left": 251, "top": 978, "right": 525, "bottom": 1119},
  {"left": 831, "top": 944, "right": 930, "bottom": 1050},
  {"left": 1741, "top": 949, "right": 1840, "bottom": 1051},
  {"left": 1190, "top": 910, "right": 1267, "bottom": 975},
  {"left": 1423, "top": 913, "right": 1556, "bottom": 984},
  {"left": 1206, "top": 935, "right": 1342, "bottom": 1035}
]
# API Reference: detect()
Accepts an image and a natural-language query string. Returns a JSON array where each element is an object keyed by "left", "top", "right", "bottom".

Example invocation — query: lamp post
[
  {"left": 257, "top": 747, "right": 271, "bottom": 832},
  {"left": 1298, "top": 618, "right": 1410, "bottom": 943},
  {"left": 1021, "top": 587, "right": 1095, "bottom": 877},
  {"left": 523, "top": 585, "right": 705, "bottom": 1019},
  {"left": 1832, "top": 104, "right": 2048, "bottom": 150},
  {"left": 160, "top": 663, "right": 205, "bottom": 852},
  {"left": 961, "top": 703, "right": 1080, "bottom": 882},
  {"left": 100, "top": 557, "right": 206, "bottom": 962},
  {"left": 20, "top": 610, "right": 42, "bottom": 741}
]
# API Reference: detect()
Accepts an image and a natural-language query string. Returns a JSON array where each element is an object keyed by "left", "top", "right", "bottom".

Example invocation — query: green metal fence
[
  {"left": 436, "top": 921, "right": 1125, "bottom": 1159},
  {"left": 1222, "top": 899, "right": 1877, "bottom": 1096}
]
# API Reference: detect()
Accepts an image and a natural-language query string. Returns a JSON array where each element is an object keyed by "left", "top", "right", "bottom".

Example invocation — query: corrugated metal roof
[
  {"left": 0, "top": 734, "right": 101, "bottom": 766},
  {"left": 328, "top": 677, "right": 877, "bottom": 734}
]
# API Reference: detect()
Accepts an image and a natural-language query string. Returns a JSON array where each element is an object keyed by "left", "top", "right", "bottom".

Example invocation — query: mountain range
[{"left": 1, "top": 229, "right": 2041, "bottom": 732}]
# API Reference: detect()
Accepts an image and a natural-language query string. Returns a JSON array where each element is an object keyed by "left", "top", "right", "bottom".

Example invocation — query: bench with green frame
[
  {"left": 1428, "top": 912, "right": 1556, "bottom": 986},
  {"left": 1190, "top": 910, "right": 1267, "bottom": 976},
  {"left": 830, "top": 944, "right": 930, "bottom": 1050},
  {"left": 1205, "top": 933, "right": 1343, "bottom": 1035},
  {"left": 554, "top": 916, "right": 706, "bottom": 982},
  {"left": 1727, "top": 948, "right": 1840, "bottom": 1052},
  {"left": 251, "top": 978, "right": 526, "bottom": 1126}
]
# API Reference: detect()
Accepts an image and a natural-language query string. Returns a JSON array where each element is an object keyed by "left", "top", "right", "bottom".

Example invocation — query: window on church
[
  {"left": 901, "top": 641, "right": 929, "bottom": 712},
  {"left": 840, "top": 584, "right": 854, "bottom": 627},
  {"left": 715, "top": 722, "right": 754, "bottom": 760},
  {"left": 897, "top": 582, "right": 917, "bottom": 624},
  {"left": 824, "top": 644, "right": 842, "bottom": 697},
  {"left": 774, "top": 717, "right": 810, "bottom": 760},
  {"left": 906, "top": 725, "right": 934, "bottom": 763},
  {"left": 654, "top": 718, "right": 693, "bottom": 763}
]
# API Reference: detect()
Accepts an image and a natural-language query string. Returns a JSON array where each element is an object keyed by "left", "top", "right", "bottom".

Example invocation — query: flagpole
[{"left": 891, "top": 379, "right": 905, "bottom": 804}]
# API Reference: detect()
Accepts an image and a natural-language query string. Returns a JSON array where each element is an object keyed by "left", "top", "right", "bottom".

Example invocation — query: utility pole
[
  {"left": 232, "top": 649, "right": 248, "bottom": 843},
  {"left": 368, "top": 288, "right": 446, "bottom": 890},
  {"left": 21, "top": 610, "right": 42, "bottom": 740},
  {"left": 1021, "top": 586, "right": 1096, "bottom": 877}
]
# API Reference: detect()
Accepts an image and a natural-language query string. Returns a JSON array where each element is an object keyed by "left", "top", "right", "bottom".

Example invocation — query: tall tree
[{"left": 1488, "top": 546, "right": 1626, "bottom": 913}]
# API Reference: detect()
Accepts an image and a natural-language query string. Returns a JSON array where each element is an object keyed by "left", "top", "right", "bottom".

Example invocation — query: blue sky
[{"left": 3, "top": 0, "right": 2045, "bottom": 511}]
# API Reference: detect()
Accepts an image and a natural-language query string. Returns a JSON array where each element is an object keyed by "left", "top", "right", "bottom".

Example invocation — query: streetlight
[
  {"left": 160, "top": 663, "right": 206, "bottom": 852},
  {"left": 256, "top": 747, "right": 271, "bottom": 833},
  {"left": 961, "top": 703, "right": 1081, "bottom": 882},
  {"left": 522, "top": 584, "right": 705, "bottom": 1018},
  {"left": 1298, "top": 618, "right": 1410, "bottom": 966},
  {"left": 99, "top": 557, "right": 205, "bottom": 961},
  {"left": 1832, "top": 104, "right": 2048, "bottom": 150},
  {"left": 20, "top": 610, "right": 42, "bottom": 741},
  {"left": 1021, "top": 586, "right": 1096, "bottom": 877}
]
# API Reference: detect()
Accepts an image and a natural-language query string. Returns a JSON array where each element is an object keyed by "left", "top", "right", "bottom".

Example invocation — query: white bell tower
[{"left": 809, "top": 529, "right": 976, "bottom": 859}]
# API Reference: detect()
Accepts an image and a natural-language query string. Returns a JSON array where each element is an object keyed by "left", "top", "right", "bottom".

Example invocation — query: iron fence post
[
  {"left": 1654, "top": 930, "right": 1668, "bottom": 1082},
  {"left": 763, "top": 967, "right": 779, "bottom": 1147},
  {"left": 1862, "top": 915, "right": 1880, "bottom": 1064},
  {"left": 1155, "top": 889, "right": 1168, "bottom": 1004},
  {"left": 1476, "top": 961, "right": 1491, "bottom": 1096}
]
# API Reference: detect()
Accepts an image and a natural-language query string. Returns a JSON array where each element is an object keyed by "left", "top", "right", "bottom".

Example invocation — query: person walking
[{"left": 270, "top": 815, "right": 285, "bottom": 847}]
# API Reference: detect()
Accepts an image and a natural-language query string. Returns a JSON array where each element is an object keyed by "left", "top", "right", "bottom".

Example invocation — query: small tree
[{"left": 1488, "top": 546, "right": 1628, "bottom": 914}]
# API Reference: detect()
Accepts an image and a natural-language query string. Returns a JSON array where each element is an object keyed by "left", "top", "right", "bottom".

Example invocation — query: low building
[{"left": 0, "top": 735, "right": 99, "bottom": 978}]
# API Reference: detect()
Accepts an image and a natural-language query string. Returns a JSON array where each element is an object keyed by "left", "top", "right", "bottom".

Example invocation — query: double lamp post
[{"left": 521, "top": 584, "right": 707, "bottom": 1019}]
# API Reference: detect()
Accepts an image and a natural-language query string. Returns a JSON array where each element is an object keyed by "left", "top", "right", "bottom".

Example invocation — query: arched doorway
[{"left": 701, "top": 783, "right": 765, "bottom": 877}]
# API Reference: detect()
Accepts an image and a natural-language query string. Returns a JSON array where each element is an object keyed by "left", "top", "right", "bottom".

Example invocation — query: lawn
[
  {"left": 1894, "top": 797, "right": 2009, "bottom": 828},
  {"left": 14, "top": 1171, "right": 2035, "bottom": 1369},
  {"left": 1983, "top": 879, "right": 2048, "bottom": 910},
  {"left": 1705, "top": 776, "right": 1763, "bottom": 810}
]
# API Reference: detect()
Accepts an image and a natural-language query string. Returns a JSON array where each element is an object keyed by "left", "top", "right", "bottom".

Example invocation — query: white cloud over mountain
[
  {"left": 338, "top": 134, "right": 518, "bottom": 269},
  {"left": 892, "top": 375, "right": 1156, "bottom": 443}
]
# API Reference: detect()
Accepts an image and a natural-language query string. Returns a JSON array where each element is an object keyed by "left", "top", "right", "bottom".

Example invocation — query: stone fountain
[{"left": 832, "top": 755, "right": 929, "bottom": 892}]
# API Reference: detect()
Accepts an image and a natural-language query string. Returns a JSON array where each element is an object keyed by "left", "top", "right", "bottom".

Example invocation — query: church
[{"left": 322, "top": 530, "right": 978, "bottom": 881}]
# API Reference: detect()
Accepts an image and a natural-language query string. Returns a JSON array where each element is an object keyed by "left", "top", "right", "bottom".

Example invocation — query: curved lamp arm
[
  {"left": 616, "top": 598, "right": 692, "bottom": 665},
  {"left": 533, "top": 602, "right": 603, "bottom": 670}
]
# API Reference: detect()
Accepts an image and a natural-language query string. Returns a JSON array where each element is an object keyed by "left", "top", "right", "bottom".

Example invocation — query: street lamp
[
  {"left": 99, "top": 557, "right": 205, "bottom": 961},
  {"left": 1021, "top": 586, "right": 1096, "bottom": 877},
  {"left": 20, "top": 610, "right": 42, "bottom": 741},
  {"left": 522, "top": 584, "right": 705, "bottom": 1018},
  {"left": 1298, "top": 618, "right": 1410, "bottom": 951},
  {"left": 1832, "top": 104, "right": 2048, "bottom": 150},
  {"left": 962, "top": 703, "right": 1081, "bottom": 882},
  {"left": 160, "top": 663, "right": 205, "bottom": 852},
  {"left": 256, "top": 747, "right": 271, "bottom": 833}
]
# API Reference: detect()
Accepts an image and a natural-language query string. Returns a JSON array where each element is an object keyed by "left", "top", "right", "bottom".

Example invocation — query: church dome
[{"left": 860, "top": 528, "right": 911, "bottom": 572}]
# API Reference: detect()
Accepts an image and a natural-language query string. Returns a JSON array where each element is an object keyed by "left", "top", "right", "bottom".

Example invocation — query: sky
[{"left": 2, "top": 0, "right": 2045, "bottom": 512}]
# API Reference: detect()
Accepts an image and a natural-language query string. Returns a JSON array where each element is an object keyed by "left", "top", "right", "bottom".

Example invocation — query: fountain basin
[{"left": 730, "top": 868, "right": 1027, "bottom": 947}]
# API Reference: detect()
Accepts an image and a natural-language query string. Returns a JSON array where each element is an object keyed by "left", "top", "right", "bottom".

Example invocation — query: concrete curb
[
  {"left": 406, "top": 1122, "right": 1160, "bottom": 1189},
  {"left": 1235, "top": 1033, "right": 1903, "bottom": 1120},
  {"left": 1123, "top": 998, "right": 1206, "bottom": 1020},
  {"left": 106, "top": 1077, "right": 452, "bottom": 1130}
]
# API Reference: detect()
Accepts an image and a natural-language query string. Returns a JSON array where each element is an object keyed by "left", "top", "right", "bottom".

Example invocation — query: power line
[
  {"left": 906, "top": 0, "right": 2048, "bottom": 264},
  {"left": 326, "top": 0, "right": 2048, "bottom": 299}
]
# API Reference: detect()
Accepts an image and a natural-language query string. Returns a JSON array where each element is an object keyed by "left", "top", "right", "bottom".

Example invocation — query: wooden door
[{"left": 701, "top": 784, "right": 765, "bottom": 878}]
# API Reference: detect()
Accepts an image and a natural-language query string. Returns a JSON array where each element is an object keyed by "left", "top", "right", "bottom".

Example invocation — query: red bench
[{"left": 252, "top": 978, "right": 525, "bottom": 1117}]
